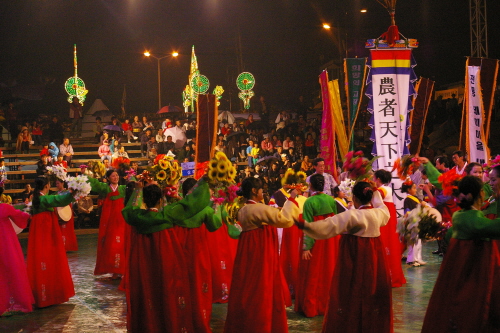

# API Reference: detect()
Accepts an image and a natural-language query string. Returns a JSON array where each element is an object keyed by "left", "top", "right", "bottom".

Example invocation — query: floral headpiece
[
  {"left": 402, "top": 177, "right": 413, "bottom": 187},
  {"left": 392, "top": 155, "right": 421, "bottom": 180},
  {"left": 483, "top": 155, "right": 500, "bottom": 177}
]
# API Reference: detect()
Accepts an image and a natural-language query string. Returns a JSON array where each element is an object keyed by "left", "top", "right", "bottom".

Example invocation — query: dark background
[{"left": 0, "top": 0, "right": 498, "bottom": 117}]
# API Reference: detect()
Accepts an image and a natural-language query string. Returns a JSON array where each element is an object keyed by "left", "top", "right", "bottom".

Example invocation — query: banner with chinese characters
[
  {"left": 366, "top": 49, "right": 417, "bottom": 215},
  {"left": 464, "top": 65, "right": 489, "bottom": 164},
  {"left": 459, "top": 57, "right": 498, "bottom": 157},
  {"left": 344, "top": 58, "right": 367, "bottom": 149},
  {"left": 319, "top": 70, "right": 338, "bottom": 181}
]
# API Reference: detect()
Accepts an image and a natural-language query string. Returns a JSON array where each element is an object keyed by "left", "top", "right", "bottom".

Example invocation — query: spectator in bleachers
[
  {"left": 48, "top": 142, "right": 59, "bottom": 161},
  {"left": 147, "top": 136, "right": 159, "bottom": 159},
  {"left": 271, "top": 135, "right": 282, "bottom": 148},
  {"left": 36, "top": 154, "right": 52, "bottom": 176},
  {"left": 103, "top": 158, "right": 112, "bottom": 171},
  {"left": 69, "top": 96, "right": 83, "bottom": 138},
  {"left": 251, "top": 142, "right": 261, "bottom": 166},
  {"left": 54, "top": 154, "right": 68, "bottom": 170},
  {"left": 59, "top": 138, "right": 74, "bottom": 166},
  {"left": 261, "top": 136, "right": 273, "bottom": 156},
  {"left": 301, "top": 155, "right": 312, "bottom": 173},
  {"left": 245, "top": 114, "right": 254, "bottom": 128},
  {"left": 140, "top": 129, "right": 152, "bottom": 157},
  {"left": 214, "top": 140, "right": 228, "bottom": 156},
  {"left": 40, "top": 144, "right": 49, "bottom": 158},
  {"left": 20, "top": 183, "right": 33, "bottom": 203},
  {"left": 122, "top": 119, "right": 137, "bottom": 143},
  {"left": 32, "top": 120, "right": 43, "bottom": 146},
  {"left": 294, "top": 134, "right": 304, "bottom": 159},
  {"left": 288, "top": 147, "right": 298, "bottom": 164},
  {"left": 155, "top": 129, "right": 164, "bottom": 151},
  {"left": 246, "top": 140, "right": 254, "bottom": 168},
  {"left": 221, "top": 122, "right": 232, "bottom": 136},
  {"left": 163, "top": 135, "right": 175, "bottom": 155},
  {"left": 112, "top": 145, "right": 129, "bottom": 161},
  {"left": 304, "top": 133, "right": 316, "bottom": 158},
  {"left": 92, "top": 117, "right": 103, "bottom": 144},
  {"left": 98, "top": 140, "right": 112, "bottom": 163},
  {"left": 132, "top": 116, "right": 143, "bottom": 140},
  {"left": 161, "top": 117, "right": 172, "bottom": 129},
  {"left": 142, "top": 116, "right": 154, "bottom": 132},
  {"left": 100, "top": 131, "right": 110, "bottom": 146},
  {"left": 282, "top": 136, "right": 294, "bottom": 152},
  {"left": 16, "top": 126, "right": 32, "bottom": 154},
  {"left": 48, "top": 116, "right": 64, "bottom": 144}
]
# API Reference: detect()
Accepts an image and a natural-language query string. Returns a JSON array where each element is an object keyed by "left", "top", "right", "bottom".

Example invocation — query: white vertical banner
[
  {"left": 371, "top": 73, "right": 410, "bottom": 170},
  {"left": 466, "top": 66, "right": 488, "bottom": 164}
]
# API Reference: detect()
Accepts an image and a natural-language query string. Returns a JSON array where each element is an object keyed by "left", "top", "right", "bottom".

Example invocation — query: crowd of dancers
[{"left": 1, "top": 150, "right": 500, "bottom": 333}]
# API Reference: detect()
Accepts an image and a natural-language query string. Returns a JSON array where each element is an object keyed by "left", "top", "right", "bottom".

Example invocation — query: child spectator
[
  {"left": 48, "top": 142, "right": 59, "bottom": 161},
  {"left": 40, "top": 144, "right": 50, "bottom": 159},
  {"left": 251, "top": 142, "right": 260, "bottom": 166},
  {"left": 36, "top": 154, "right": 52, "bottom": 176},
  {"left": 54, "top": 154, "right": 68, "bottom": 170},
  {"left": 98, "top": 140, "right": 112, "bottom": 163}
]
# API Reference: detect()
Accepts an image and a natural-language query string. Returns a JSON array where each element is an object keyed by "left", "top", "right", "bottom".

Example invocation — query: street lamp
[{"left": 144, "top": 51, "right": 179, "bottom": 110}]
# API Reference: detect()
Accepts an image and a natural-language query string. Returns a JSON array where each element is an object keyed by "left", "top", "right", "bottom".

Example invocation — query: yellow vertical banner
[{"left": 327, "top": 80, "right": 349, "bottom": 159}]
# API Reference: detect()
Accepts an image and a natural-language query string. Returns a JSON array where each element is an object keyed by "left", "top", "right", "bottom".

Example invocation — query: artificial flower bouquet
[
  {"left": 343, "top": 150, "right": 378, "bottom": 181},
  {"left": 397, "top": 204, "right": 443, "bottom": 245}
]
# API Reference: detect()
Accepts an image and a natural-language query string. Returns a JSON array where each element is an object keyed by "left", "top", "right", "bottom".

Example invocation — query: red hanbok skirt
[
  {"left": 224, "top": 225, "right": 289, "bottom": 333},
  {"left": 0, "top": 209, "right": 34, "bottom": 315},
  {"left": 208, "top": 223, "right": 238, "bottom": 303},
  {"left": 59, "top": 212, "right": 78, "bottom": 252},
  {"left": 127, "top": 227, "right": 193, "bottom": 333},
  {"left": 322, "top": 234, "right": 392, "bottom": 333},
  {"left": 183, "top": 224, "right": 213, "bottom": 333},
  {"left": 27, "top": 211, "right": 75, "bottom": 308},
  {"left": 279, "top": 224, "right": 302, "bottom": 300},
  {"left": 379, "top": 202, "right": 406, "bottom": 287},
  {"left": 94, "top": 193, "right": 126, "bottom": 275},
  {"left": 422, "top": 238, "right": 500, "bottom": 332},
  {"left": 295, "top": 235, "right": 339, "bottom": 317}
]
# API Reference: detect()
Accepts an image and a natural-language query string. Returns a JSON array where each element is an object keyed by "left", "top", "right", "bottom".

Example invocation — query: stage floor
[{"left": 1, "top": 233, "right": 441, "bottom": 333}]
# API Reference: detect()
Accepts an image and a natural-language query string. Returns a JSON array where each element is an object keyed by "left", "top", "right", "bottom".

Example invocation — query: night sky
[{"left": 1, "top": 0, "right": 499, "bottom": 118}]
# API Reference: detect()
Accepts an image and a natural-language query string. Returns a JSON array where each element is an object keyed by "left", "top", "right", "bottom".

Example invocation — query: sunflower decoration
[
  {"left": 281, "top": 168, "right": 308, "bottom": 193},
  {"left": 207, "top": 152, "right": 236, "bottom": 185},
  {"left": 205, "top": 152, "right": 238, "bottom": 205},
  {"left": 147, "top": 155, "right": 183, "bottom": 189},
  {"left": 224, "top": 196, "right": 246, "bottom": 225}
]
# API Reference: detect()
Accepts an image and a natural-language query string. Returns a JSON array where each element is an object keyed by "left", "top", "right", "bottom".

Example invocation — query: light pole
[{"left": 144, "top": 51, "right": 179, "bottom": 110}]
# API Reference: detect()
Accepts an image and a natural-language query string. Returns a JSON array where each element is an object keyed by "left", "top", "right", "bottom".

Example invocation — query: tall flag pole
[
  {"left": 365, "top": 1, "right": 418, "bottom": 215},
  {"left": 121, "top": 84, "right": 127, "bottom": 118},
  {"left": 64, "top": 44, "right": 88, "bottom": 105},
  {"left": 183, "top": 46, "right": 200, "bottom": 113},
  {"left": 409, "top": 77, "right": 434, "bottom": 155}
]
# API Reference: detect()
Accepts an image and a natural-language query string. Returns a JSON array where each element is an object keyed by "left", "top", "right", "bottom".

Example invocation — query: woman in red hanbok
[
  {"left": 295, "top": 174, "right": 338, "bottom": 317},
  {"left": 300, "top": 181, "right": 392, "bottom": 333},
  {"left": 178, "top": 178, "right": 222, "bottom": 332},
  {"left": 224, "top": 178, "right": 300, "bottom": 333},
  {"left": 122, "top": 180, "right": 212, "bottom": 333},
  {"left": 27, "top": 176, "right": 75, "bottom": 308},
  {"left": 55, "top": 179, "right": 78, "bottom": 251},
  {"left": 374, "top": 169, "right": 406, "bottom": 287},
  {"left": 88, "top": 170, "right": 127, "bottom": 278},
  {"left": 0, "top": 194, "right": 34, "bottom": 315},
  {"left": 422, "top": 176, "right": 500, "bottom": 332}
]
